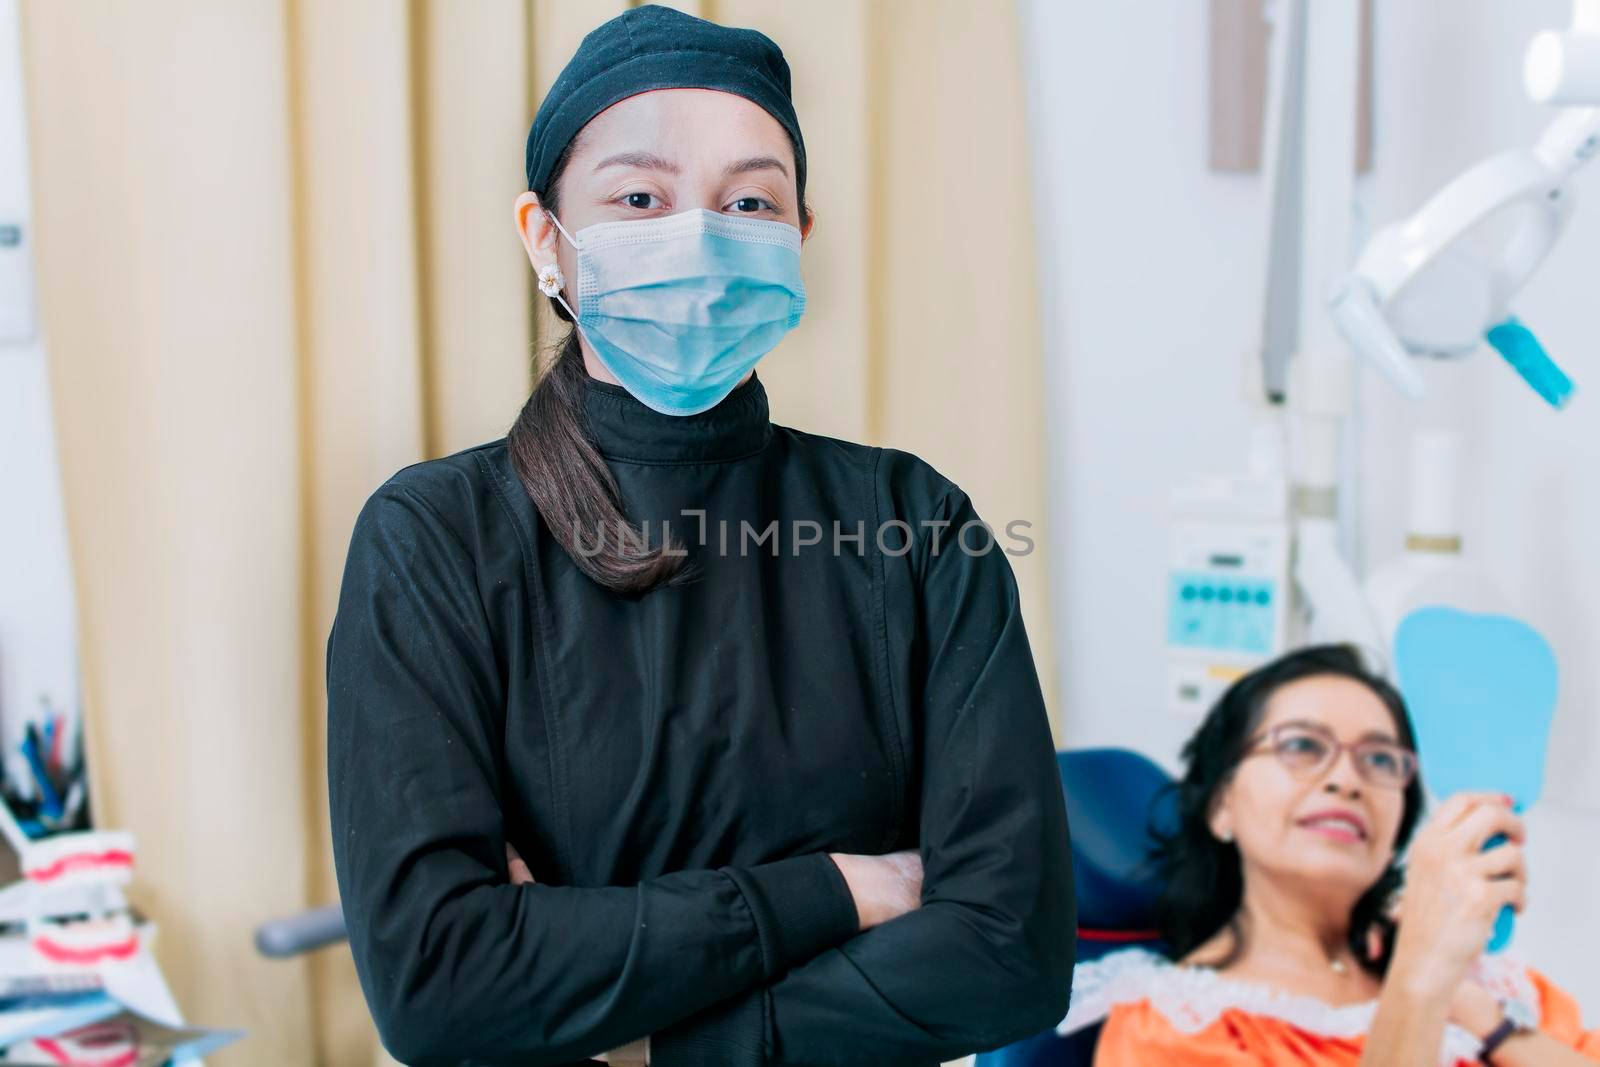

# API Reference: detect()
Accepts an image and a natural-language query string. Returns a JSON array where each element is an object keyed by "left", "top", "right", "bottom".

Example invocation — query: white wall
[{"left": 1021, "top": 0, "right": 1599, "bottom": 1009}]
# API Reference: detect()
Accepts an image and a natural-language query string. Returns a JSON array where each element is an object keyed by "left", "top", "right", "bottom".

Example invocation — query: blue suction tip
[{"left": 1486, "top": 316, "right": 1575, "bottom": 409}]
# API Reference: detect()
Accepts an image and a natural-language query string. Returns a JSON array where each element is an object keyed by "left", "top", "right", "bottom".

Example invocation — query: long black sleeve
[
  {"left": 651, "top": 484, "right": 1076, "bottom": 1065},
  {"left": 326, "top": 481, "right": 861, "bottom": 1066}
]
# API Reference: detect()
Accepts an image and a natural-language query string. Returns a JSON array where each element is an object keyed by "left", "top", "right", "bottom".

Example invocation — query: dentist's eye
[
  {"left": 728, "top": 196, "right": 777, "bottom": 214},
  {"left": 620, "top": 192, "right": 661, "bottom": 210}
]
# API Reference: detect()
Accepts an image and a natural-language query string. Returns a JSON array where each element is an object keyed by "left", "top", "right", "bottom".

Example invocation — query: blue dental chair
[{"left": 975, "top": 748, "right": 1177, "bottom": 1067}]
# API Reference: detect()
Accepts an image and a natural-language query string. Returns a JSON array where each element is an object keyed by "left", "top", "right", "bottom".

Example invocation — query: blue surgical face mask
[{"left": 544, "top": 207, "right": 806, "bottom": 416}]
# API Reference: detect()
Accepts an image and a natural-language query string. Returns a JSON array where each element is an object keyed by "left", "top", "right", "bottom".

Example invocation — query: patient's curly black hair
[{"left": 1153, "top": 644, "right": 1426, "bottom": 978}]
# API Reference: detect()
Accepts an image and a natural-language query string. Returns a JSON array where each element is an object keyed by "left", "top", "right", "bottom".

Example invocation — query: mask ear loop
[{"left": 536, "top": 209, "right": 583, "bottom": 323}]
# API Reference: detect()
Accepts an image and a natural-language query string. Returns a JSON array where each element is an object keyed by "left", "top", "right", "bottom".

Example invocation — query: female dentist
[{"left": 325, "top": 5, "right": 1074, "bottom": 1065}]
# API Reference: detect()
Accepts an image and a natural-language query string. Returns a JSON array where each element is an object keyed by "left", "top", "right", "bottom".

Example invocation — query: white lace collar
[{"left": 1056, "top": 947, "right": 1541, "bottom": 1067}]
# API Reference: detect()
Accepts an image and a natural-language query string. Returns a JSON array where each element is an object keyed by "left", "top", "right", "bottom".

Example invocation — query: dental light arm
[
  {"left": 1294, "top": 517, "right": 1386, "bottom": 650},
  {"left": 1329, "top": 278, "right": 1425, "bottom": 398},
  {"left": 1535, "top": 104, "right": 1600, "bottom": 172},
  {"left": 1331, "top": 6, "right": 1600, "bottom": 409}
]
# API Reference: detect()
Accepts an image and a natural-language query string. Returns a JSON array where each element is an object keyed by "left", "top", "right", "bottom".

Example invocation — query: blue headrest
[
  {"left": 973, "top": 749, "right": 1179, "bottom": 1067},
  {"left": 1058, "top": 748, "right": 1175, "bottom": 936}
]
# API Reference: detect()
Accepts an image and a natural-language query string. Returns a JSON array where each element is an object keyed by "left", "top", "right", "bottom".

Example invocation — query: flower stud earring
[
  {"left": 537, "top": 261, "right": 565, "bottom": 297},
  {"left": 1218, "top": 828, "right": 1234, "bottom": 843}
]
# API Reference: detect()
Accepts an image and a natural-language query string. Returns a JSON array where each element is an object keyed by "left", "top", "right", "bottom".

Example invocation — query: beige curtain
[{"left": 19, "top": 1, "right": 1054, "bottom": 1063}]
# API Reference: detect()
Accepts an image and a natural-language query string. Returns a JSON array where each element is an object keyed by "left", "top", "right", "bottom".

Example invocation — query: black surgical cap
[{"left": 523, "top": 3, "right": 806, "bottom": 199}]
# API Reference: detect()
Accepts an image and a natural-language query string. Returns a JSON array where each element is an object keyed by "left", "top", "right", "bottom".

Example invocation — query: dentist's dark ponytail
[
  {"left": 508, "top": 332, "right": 696, "bottom": 597},
  {"left": 506, "top": 129, "right": 811, "bottom": 597}
]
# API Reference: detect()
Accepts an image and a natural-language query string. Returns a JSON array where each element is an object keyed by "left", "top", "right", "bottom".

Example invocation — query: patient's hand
[
  {"left": 1448, "top": 979, "right": 1503, "bottom": 1041},
  {"left": 1388, "top": 792, "right": 1526, "bottom": 1000}
]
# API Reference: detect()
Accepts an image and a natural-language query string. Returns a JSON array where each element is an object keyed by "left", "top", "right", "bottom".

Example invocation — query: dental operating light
[
  {"left": 1331, "top": 2, "right": 1600, "bottom": 408},
  {"left": 1526, "top": 0, "right": 1600, "bottom": 105}
]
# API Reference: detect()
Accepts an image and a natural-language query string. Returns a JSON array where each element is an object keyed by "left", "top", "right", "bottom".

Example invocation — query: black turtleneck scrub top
[{"left": 326, "top": 370, "right": 1075, "bottom": 1067}]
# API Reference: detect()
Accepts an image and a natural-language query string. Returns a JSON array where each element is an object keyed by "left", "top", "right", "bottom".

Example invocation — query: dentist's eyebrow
[
  {"left": 593, "top": 151, "right": 681, "bottom": 174},
  {"left": 724, "top": 155, "right": 788, "bottom": 179}
]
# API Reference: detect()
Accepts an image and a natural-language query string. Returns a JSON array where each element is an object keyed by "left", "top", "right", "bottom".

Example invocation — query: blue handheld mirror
[{"left": 1393, "top": 606, "right": 1559, "bottom": 952}]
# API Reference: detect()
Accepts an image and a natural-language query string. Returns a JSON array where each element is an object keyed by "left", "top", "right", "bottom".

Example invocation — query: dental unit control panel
[{"left": 1167, "top": 457, "right": 1292, "bottom": 716}]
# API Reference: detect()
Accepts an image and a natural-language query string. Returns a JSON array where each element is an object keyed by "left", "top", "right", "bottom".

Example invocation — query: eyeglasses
[{"left": 1239, "top": 722, "right": 1418, "bottom": 791}]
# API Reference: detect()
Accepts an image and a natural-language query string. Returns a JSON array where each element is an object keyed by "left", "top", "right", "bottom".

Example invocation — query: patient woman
[{"left": 1060, "top": 644, "right": 1600, "bottom": 1066}]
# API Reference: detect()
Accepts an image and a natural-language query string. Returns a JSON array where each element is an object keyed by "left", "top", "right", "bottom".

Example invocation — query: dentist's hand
[
  {"left": 828, "top": 849, "right": 924, "bottom": 930},
  {"left": 505, "top": 842, "right": 536, "bottom": 885},
  {"left": 593, "top": 1035, "right": 648, "bottom": 1065}
]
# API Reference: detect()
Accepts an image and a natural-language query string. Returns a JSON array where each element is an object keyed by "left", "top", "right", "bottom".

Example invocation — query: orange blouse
[{"left": 1057, "top": 948, "right": 1600, "bottom": 1067}]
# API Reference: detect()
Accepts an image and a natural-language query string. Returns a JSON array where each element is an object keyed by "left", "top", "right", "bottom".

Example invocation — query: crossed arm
[
  {"left": 327, "top": 482, "right": 1074, "bottom": 1065},
  {"left": 506, "top": 845, "right": 927, "bottom": 1065}
]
